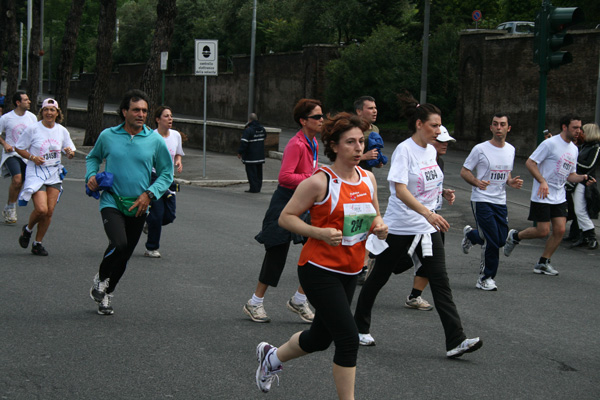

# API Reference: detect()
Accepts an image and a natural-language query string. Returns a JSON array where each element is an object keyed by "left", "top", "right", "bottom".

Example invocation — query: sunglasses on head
[{"left": 304, "top": 114, "right": 324, "bottom": 120}]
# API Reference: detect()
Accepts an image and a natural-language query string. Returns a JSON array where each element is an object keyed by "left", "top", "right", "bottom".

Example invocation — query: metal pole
[
  {"left": 419, "top": 0, "right": 430, "bottom": 104},
  {"left": 27, "top": 0, "right": 32, "bottom": 80},
  {"left": 38, "top": 0, "right": 44, "bottom": 101},
  {"left": 161, "top": 71, "right": 165, "bottom": 105},
  {"left": 595, "top": 51, "right": 600, "bottom": 124},
  {"left": 536, "top": 0, "right": 551, "bottom": 144},
  {"left": 247, "top": 0, "right": 257, "bottom": 116},
  {"left": 203, "top": 76, "right": 207, "bottom": 178},
  {"left": 18, "top": 23, "right": 23, "bottom": 85},
  {"left": 48, "top": 36, "right": 52, "bottom": 93}
]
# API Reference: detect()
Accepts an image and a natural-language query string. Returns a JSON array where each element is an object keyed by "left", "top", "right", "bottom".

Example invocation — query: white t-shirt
[
  {"left": 16, "top": 121, "right": 75, "bottom": 200},
  {"left": 463, "top": 141, "right": 516, "bottom": 205},
  {"left": 153, "top": 129, "right": 184, "bottom": 173},
  {"left": 384, "top": 138, "right": 442, "bottom": 235},
  {"left": 0, "top": 110, "right": 37, "bottom": 155},
  {"left": 529, "top": 134, "right": 578, "bottom": 204}
]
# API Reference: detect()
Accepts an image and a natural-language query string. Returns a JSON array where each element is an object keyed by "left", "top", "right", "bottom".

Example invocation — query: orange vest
[{"left": 299, "top": 166, "right": 376, "bottom": 274}]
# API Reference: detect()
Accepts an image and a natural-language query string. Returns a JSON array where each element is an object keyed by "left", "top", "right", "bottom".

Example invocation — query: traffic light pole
[{"left": 536, "top": 0, "right": 551, "bottom": 145}]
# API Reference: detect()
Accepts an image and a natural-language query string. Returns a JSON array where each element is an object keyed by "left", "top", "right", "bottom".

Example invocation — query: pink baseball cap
[{"left": 41, "top": 98, "right": 59, "bottom": 110}]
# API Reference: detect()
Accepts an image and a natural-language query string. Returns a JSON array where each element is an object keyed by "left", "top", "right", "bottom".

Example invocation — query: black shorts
[
  {"left": 528, "top": 201, "right": 568, "bottom": 222},
  {"left": 4, "top": 156, "right": 26, "bottom": 177}
]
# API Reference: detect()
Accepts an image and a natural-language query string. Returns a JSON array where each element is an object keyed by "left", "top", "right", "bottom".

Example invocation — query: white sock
[
  {"left": 250, "top": 294, "right": 264, "bottom": 306},
  {"left": 292, "top": 291, "right": 307, "bottom": 305},
  {"left": 33, "top": 241, "right": 41, "bottom": 245},
  {"left": 268, "top": 348, "right": 282, "bottom": 370},
  {"left": 25, "top": 226, "right": 33, "bottom": 233},
  {"left": 5, "top": 203, "right": 16, "bottom": 209}
]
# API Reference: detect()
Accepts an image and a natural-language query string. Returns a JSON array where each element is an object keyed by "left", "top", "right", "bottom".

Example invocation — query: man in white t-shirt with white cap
[{"left": 460, "top": 113, "right": 523, "bottom": 291}]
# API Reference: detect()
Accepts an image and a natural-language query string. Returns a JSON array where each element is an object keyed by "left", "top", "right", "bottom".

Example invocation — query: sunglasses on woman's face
[{"left": 305, "top": 114, "right": 324, "bottom": 120}]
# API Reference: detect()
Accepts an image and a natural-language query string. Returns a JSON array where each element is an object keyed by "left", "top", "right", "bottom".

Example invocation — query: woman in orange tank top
[{"left": 253, "top": 112, "right": 388, "bottom": 399}]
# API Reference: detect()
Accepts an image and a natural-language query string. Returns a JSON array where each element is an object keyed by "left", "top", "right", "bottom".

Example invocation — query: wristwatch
[{"left": 144, "top": 190, "right": 155, "bottom": 199}]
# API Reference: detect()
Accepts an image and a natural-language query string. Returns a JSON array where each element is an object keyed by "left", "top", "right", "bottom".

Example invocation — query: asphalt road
[{"left": 1, "top": 150, "right": 599, "bottom": 399}]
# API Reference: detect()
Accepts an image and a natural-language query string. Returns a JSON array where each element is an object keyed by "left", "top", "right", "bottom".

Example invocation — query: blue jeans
[
  {"left": 145, "top": 192, "right": 176, "bottom": 250},
  {"left": 467, "top": 201, "right": 508, "bottom": 279}
]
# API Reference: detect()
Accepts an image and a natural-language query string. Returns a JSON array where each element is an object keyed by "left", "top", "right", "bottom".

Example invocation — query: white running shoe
[
  {"left": 359, "top": 333, "right": 376, "bottom": 346},
  {"left": 144, "top": 249, "right": 161, "bottom": 258},
  {"left": 461, "top": 225, "right": 473, "bottom": 254},
  {"left": 503, "top": 229, "right": 520, "bottom": 257},
  {"left": 447, "top": 337, "right": 482, "bottom": 358},
  {"left": 533, "top": 261, "right": 558, "bottom": 276},
  {"left": 476, "top": 276, "right": 498, "bottom": 291},
  {"left": 255, "top": 342, "right": 282, "bottom": 393},
  {"left": 286, "top": 298, "right": 314, "bottom": 323},
  {"left": 3, "top": 207, "right": 17, "bottom": 224}
]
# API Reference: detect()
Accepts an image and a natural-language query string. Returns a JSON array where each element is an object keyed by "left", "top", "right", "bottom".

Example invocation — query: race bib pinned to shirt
[{"left": 342, "top": 203, "right": 377, "bottom": 246}]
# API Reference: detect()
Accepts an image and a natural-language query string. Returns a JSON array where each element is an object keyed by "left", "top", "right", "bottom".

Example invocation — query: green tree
[{"left": 324, "top": 25, "right": 420, "bottom": 121}]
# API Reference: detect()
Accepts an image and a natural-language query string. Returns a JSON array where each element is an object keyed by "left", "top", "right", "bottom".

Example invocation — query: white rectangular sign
[
  {"left": 160, "top": 51, "right": 168, "bottom": 70},
  {"left": 195, "top": 40, "right": 218, "bottom": 76}
]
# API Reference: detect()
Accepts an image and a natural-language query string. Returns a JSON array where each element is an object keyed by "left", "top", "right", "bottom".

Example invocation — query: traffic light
[{"left": 534, "top": 4, "right": 584, "bottom": 71}]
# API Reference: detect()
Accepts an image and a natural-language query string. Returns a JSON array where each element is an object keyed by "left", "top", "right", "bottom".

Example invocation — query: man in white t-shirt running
[
  {"left": 503, "top": 114, "right": 596, "bottom": 275},
  {"left": 0, "top": 91, "right": 37, "bottom": 224},
  {"left": 460, "top": 114, "right": 523, "bottom": 291}
]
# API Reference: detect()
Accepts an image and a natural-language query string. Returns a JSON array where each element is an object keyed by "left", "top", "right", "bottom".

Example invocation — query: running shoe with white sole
[
  {"left": 3, "top": 207, "right": 17, "bottom": 224},
  {"left": 359, "top": 333, "right": 376, "bottom": 346},
  {"left": 533, "top": 261, "right": 558, "bottom": 276},
  {"left": 286, "top": 298, "right": 314, "bottom": 323},
  {"left": 243, "top": 301, "right": 271, "bottom": 323},
  {"left": 404, "top": 295, "right": 434, "bottom": 311},
  {"left": 476, "top": 276, "right": 498, "bottom": 291},
  {"left": 255, "top": 342, "right": 282, "bottom": 393},
  {"left": 461, "top": 225, "right": 473, "bottom": 254},
  {"left": 446, "top": 337, "right": 482, "bottom": 358},
  {"left": 144, "top": 249, "right": 161, "bottom": 258},
  {"left": 98, "top": 293, "right": 114, "bottom": 315},
  {"left": 503, "top": 229, "right": 520, "bottom": 257},
  {"left": 90, "top": 273, "right": 110, "bottom": 303}
]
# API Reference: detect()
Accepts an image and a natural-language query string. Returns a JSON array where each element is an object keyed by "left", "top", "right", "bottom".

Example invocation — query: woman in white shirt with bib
[
  {"left": 15, "top": 98, "right": 75, "bottom": 256},
  {"left": 354, "top": 94, "right": 482, "bottom": 358}
]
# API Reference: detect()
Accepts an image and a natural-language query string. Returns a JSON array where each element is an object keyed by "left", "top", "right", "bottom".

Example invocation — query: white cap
[
  {"left": 437, "top": 125, "right": 456, "bottom": 142},
  {"left": 41, "top": 98, "right": 59, "bottom": 110}
]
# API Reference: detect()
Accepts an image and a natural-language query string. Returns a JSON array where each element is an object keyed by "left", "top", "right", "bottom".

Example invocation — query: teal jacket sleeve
[{"left": 85, "top": 132, "right": 105, "bottom": 182}]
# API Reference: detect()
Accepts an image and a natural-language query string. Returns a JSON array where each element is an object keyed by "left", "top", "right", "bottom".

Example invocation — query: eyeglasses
[{"left": 304, "top": 114, "right": 324, "bottom": 120}]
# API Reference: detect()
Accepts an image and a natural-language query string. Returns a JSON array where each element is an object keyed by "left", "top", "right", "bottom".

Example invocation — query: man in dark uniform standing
[{"left": 238, "top": 113, "right": 266, "bottom": 193}]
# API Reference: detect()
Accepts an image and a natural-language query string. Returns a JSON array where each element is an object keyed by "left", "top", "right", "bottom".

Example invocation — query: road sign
[
  {"left": 195, "top": 40, "right": 218, "bottom": 76},
  {"left": 160, "top": 52, "right": 168, "bottom": 71},
  {"left": 472, "top": 10, "right": 482, "bottom": 21}
]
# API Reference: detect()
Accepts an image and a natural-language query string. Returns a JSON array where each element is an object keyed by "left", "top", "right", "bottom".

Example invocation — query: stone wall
[
  {"left": 67, "top": 44, "right": 339, "bottom": 129},
  {"left": 66, "top": 107, "right": 281, "bottom": 155},
  {"left": 456, "top": 29, "right": 600, "bottom": 157}
]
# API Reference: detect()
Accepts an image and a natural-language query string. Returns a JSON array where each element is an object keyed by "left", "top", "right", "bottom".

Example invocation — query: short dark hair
[
  {"left": 12, "top": 90, "right": 27, "bottom": 107},
  {"left": 492, "top": 113, "right": 511, "bottom": 126},
  {"left": 353, "top": 96, "right": 375, "bottom": 113},
  {"left": 293, "top": 98, "right": 322, "bottom": 126},
  {"left": 397, "top": 91, "right": 441, "bottom": 133},
  {"left": 322, "top": 112, "right": 369, "bottom": 162},
  {"left": 118, "top": 89, "right": 150, "bottom": 121},
  {"left": 559, "top": 114, "right": 582, "bottom": 131},
  {"left": 153, "top": 105, "right": 172, "bottom": 128}
]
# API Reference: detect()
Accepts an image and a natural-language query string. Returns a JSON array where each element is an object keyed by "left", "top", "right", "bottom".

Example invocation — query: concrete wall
[
  {"left": 66, "top": 107, "right": 281, "bottom": 155},
  {"left": 456, "top": 29, "right": 600, "bottom": 157},
  {"left": 67, "top": 44, "right": 339, "bottom": 129}
]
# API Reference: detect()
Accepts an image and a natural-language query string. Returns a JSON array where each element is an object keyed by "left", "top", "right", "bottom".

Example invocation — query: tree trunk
[
  {"left": 54, "top": 0, "right": 86, "bottom": 124},
  {"left": 26, "top": 0, "right": 41, "bottom": 115},
  {"left": 139, "top": 0, "right": 177, "bottom": 121},
  {"left": 84, "top": 0, "right": 117, "bottom": 146},
  {"left": 3, "top": 0, "right": 20, "bottom": 113}
]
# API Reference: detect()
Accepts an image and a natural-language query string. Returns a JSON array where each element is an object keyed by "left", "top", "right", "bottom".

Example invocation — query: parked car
[{"left": 496, "top": 21, "right": 535, "bottom": 34}]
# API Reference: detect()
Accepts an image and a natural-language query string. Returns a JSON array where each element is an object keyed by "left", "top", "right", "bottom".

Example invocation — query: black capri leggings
[
  {"left": 297, "top": 263, "right": 359, "bottom": 368},
  {"left": 98, "top": 207, "right": 146, "bottom": 293}
]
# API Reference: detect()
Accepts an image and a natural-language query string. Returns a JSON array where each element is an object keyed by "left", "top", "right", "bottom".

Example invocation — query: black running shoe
[
  {"left": 19, "top": 225, "right": 32, "bottom": 248},
  {"left": 31, "top": 242, "right": 48, "bottom": 256}
]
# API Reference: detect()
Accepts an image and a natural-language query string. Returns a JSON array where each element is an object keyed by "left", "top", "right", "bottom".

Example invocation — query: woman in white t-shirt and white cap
[
  {"left": 15, "top": 98, "right": 75, "bottom": 256},
  {"left": 354, "top": 92, "right": 482, "bottom": 359}
]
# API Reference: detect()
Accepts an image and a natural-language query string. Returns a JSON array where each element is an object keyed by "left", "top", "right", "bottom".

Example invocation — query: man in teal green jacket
[{"left": 86, "top": 89, "right": 173, "bottom": 315}]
